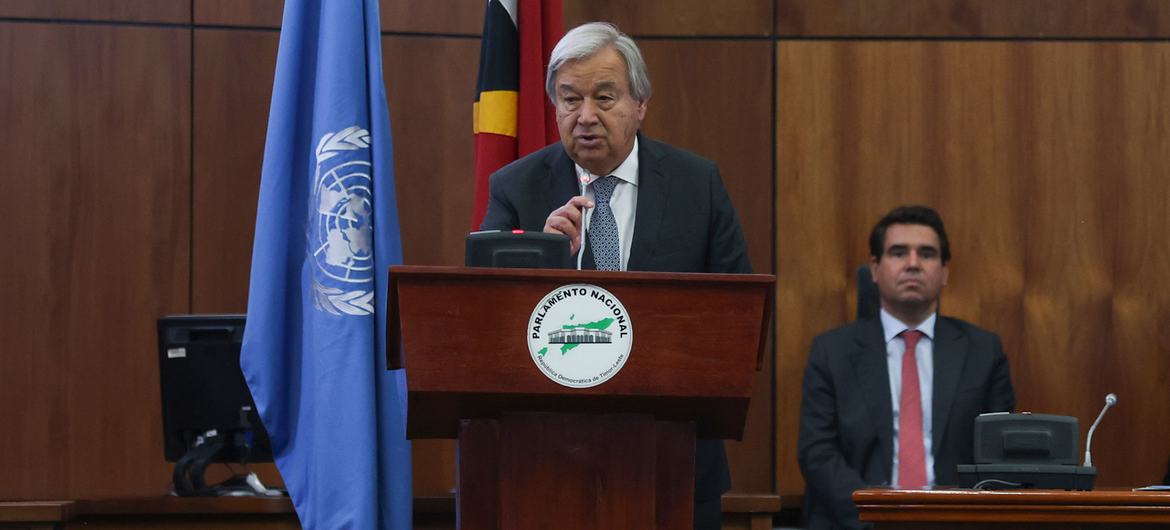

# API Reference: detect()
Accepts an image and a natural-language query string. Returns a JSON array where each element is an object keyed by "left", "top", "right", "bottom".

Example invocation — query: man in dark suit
[
  {"left": 480, "top": 21, "right": 751, "bottom": 530},
  {"left": 798, "top": 205, "right": 1015, "bottom": 530}
]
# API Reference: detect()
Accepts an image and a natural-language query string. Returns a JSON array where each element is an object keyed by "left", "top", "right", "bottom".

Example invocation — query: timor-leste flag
[{"left": 471, "top": 0, "right": 563, "bottom": 229}]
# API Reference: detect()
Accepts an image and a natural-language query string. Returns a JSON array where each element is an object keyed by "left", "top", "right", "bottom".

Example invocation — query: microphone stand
[
  {"left": 1083, "top": 393, "right": 1118, "bottom": 467},
  {"left": 576, "top": 175, "right": 590, "bottom": 270}
]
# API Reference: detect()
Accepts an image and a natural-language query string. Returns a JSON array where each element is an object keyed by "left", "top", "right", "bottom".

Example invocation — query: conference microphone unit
[
  {"left": 1083, "top": 393, "right": 1118, "bottom": 467},
  {"left": 957, "top": 397, "right": 1118, "bottom": 491}
]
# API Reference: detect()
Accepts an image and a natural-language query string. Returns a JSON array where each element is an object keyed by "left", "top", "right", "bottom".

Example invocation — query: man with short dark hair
[
  {"left": 798, "top": 205, "right": 1015, "bottom": 530},
  {"left": 480, "top": 22, "right": 751, "bottom": 530}
]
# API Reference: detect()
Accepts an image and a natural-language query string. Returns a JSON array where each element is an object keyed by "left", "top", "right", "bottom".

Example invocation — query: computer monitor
[{"left": 157, "top": 314, "right": 272, "bottom": 465}]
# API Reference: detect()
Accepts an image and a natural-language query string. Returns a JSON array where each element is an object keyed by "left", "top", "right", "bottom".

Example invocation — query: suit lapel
[
  {"left": 627, "top": 135, "right": 668, "bottom": 271},
  {"left": 542, "top": 147, "right": 579, "bottom": 216},
  {"left": 851, "top": 318, "right": 895, "bottom": 480},
  {"left": 931, "top": 317, "right": 968, "bottom": 455}
]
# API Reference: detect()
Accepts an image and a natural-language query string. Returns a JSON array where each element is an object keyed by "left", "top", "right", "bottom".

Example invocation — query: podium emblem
[{"left": 527, "top": 284, "right": 633, "bottom": 388}]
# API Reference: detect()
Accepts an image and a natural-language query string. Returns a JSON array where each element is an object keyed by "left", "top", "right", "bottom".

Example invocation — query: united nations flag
[{"left": 239, "top": 1, "right": 411, "bottom": 528}]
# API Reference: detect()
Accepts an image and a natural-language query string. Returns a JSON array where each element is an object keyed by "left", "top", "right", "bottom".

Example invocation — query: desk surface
[
  {"left": 0, "top": 497, "right": 294, "bottom": 521},
  {"left": 1, "top": 492, "right": 789, "bottom": 529},
  {"left": 0, "top": 501, "right": 75, "bottom": 523},
  {"left": 855, "top": 488, "right": 1170, "bottom": 525}
]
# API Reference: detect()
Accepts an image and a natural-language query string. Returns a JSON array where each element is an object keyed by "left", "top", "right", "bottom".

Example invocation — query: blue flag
[{"left": 240, "top": 1, "right": 411, "bottom": 529}]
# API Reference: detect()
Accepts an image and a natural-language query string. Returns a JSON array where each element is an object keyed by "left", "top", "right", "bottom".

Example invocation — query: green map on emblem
[
  {"left": 562, "top": 317, "right": 613, "bottom": 331},
  {"left": 536, "top": 317, "right": 616, "bottom": 356}
]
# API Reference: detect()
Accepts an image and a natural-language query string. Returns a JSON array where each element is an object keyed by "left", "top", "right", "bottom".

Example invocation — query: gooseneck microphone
[
  {"left": 576, "top": 174, "right": 591, "bottom": 270},
  {"left": 1083, "top": 393, "right": 1118, "bottom": 467}
]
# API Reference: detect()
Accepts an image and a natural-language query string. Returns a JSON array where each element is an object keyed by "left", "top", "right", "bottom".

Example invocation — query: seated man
[{"left": 798, "top": 205, "right": 1016, "bottom": 530}]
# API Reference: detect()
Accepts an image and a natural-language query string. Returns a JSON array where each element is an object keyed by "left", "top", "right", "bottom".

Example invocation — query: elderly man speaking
[{"left": 480, "top": 21, "right": 753, "bottom": 530}]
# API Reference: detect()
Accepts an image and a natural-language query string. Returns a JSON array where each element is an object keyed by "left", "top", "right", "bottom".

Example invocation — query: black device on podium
[
  {"left": 957, "top": 412, "right": 1097, "bottom": 490},
  {"left": 157, "top": 314, "right": 277, "bottom": 496},
  {"left": 465, "top": 230, "right": 572, "bottom": 269}
]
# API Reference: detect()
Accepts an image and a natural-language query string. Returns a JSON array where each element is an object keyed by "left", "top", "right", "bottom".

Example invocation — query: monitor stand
[
  {"left": 172, "top": 429, "right": 283, "bottom": 497},
  {"left": 214, "top": 472, "right": 284, "bottom": 497}
]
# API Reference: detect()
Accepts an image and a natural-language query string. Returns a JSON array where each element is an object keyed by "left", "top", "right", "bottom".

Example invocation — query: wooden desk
[
  {"left": 721, "top": 493, "right": 790, "bottom": 530},
  {"left": 0, "top": 497, "right": 297, "bottom": 530},
  {"left": 854, "top": 488, "right": 1170, "bottom": 529},
  {"left": 0, "top": 502, "right": 74, "bottom": 530},
  {"left": 0, "top": 493, "right": 788, "bottom": 530}
]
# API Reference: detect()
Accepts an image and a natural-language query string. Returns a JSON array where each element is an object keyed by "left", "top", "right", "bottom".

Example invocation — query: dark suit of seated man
[
  {"left": 479, "top": 21, "right": 751, "bottom": 530},
  {"left": 797, "top": 205, "right": 1016, "bottom": 530}
]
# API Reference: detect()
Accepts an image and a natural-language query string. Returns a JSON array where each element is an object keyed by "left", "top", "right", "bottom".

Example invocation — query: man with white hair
[{"left": 481, "top": 21, "right": 752, "bottom": 529}]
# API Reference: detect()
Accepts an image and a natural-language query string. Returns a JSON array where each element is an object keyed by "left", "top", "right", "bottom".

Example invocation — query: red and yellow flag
[{"left": 471, "top": 0, "right": 563, "bottom": 229}]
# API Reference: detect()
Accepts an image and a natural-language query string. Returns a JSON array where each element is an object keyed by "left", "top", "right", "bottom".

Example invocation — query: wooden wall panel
[
  {"left": 0, "top": 22, "right": 190, "bottom": 498},
  {"left": 1017, "top": 43, "right": 1170, "bottom": 486},
  {"left": 774, "top": 41, "right": 856, "bottom": 497},
  {"left": 776, "top": 40, "right": 1170, "bottom": 494},
  {"left": 779, "top": 0, "right": 1170, "bottom": 38},
  {"left": 639, "top": 40, "right": 774, "bottom": 276},
  {"left": 383, "top": 35, "right": 480, "bottom": 268},
  {"left": 194, "top": 0, "right": 283, "bottom": 27},
  {"left": 192, "top": 0, "right": 484, "bottom": 33},
  {"left": 566, "top": 0, "right": 772, "bottom": 36},
  {"left": 0, "top": 1, "right": 188, "bottom": 23},
  {"left": 1106, "top": 45, "right": 1170, "bottom": 484},
  {"left": 190, "top": 27, "right": 284, "bottom": 506},
  {"left": 381, "top": 0, "right": 482, "bottom": 35},
  {"left": 638, "top": 39, "right": 775, "bottom": 492},
  {"left": 191, "top": 29, "right": 278, "bottom": 313},
  {"left": 382, "top": 34, "right": 480, "bottom": 496}
]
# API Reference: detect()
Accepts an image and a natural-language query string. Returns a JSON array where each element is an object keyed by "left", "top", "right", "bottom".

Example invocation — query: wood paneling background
[
  {"left": 381, "top": 1, "right": 482, "bottom": 35},
  {"left": 191, "top": 29, "right": 276, "bottom": 313},
  {"left": 383, "top": 35, "right": 480, "bottom": 268},
  {"left": 2, "top": 0, "right": 1169, "bottom": 517},
  {"left": 567, "top": 0, "right": 773, "bottom": 36},
  {"left": 0, "top": 0, "right": 188, "bottom": 23},
  {"left": 0, "top": 21, "right": 190, "bottom": 498},
  {"left": 779, "top": 0, "right": 1170, "bottom": 37},
  {"left": 636, "top": 39, "right": 775, "bottom": 493},
  {"left": 775, "top": 40, "right": 1170, "bottom": 493},
  {"left": 194, "top": 0, "right": 283, "bottom": 27}
]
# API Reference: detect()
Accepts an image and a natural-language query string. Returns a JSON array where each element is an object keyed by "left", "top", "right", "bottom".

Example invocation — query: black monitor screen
[
  {"left": 466, "top": 230, "right": 572, "bottom": 269},
  {"left": 157, "top": 315, "right": 272, "bottom": 463}
]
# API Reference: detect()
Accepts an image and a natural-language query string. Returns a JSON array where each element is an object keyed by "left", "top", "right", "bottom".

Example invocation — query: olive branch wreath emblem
[{"left": 311, "top": 126, "right": 376, "bottom": 316}]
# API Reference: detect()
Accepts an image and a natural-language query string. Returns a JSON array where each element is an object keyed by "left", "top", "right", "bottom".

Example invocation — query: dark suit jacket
[
  {"left": 797, "top": 316, "right": 1016, "bottom": 530},
  {"left": 480, "top": 133, "right": 752, "bottom": 501}
]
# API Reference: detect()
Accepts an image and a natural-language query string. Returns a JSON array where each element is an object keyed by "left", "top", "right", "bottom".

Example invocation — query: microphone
[
  {"left": 576, "top": 174, "right": 591, "bottom": 270},
  {"left": 1083, "top": 393, "right": 1117, "bottom": 467}
]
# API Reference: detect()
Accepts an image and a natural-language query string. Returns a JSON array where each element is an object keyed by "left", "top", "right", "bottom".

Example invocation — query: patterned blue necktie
[{"left": 589, "top": 176, "right": 621, "bottom": 271}]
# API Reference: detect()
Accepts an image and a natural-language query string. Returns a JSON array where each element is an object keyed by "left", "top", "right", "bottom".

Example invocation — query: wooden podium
[{"left": 387, "top": 266, "right": 774, "bottom": 530}]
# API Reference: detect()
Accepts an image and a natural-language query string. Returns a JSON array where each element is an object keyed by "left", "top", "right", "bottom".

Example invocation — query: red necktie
[{"left": 898, "top": 330, "right": 927, "bottom": 488}]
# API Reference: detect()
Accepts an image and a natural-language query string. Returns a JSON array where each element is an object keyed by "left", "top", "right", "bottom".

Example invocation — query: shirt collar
[
  {"left": 575, "top": 137, "right": 640, "bottom": 187},
  {"left": 879, "top": 308, "right": 937, "bottom": 343}
]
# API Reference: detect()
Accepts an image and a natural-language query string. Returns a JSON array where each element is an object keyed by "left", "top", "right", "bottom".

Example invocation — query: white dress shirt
[
  {"left": 574, "top": 137, "right": 639, "bottom": 271},
  {"left": 881, "top": 308, "right": 938, "bottom": 487}
]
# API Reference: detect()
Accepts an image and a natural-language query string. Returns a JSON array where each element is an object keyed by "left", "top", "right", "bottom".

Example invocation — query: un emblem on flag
[{"left": 310, "top": 126, "right": 376, "bottom": 316}]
